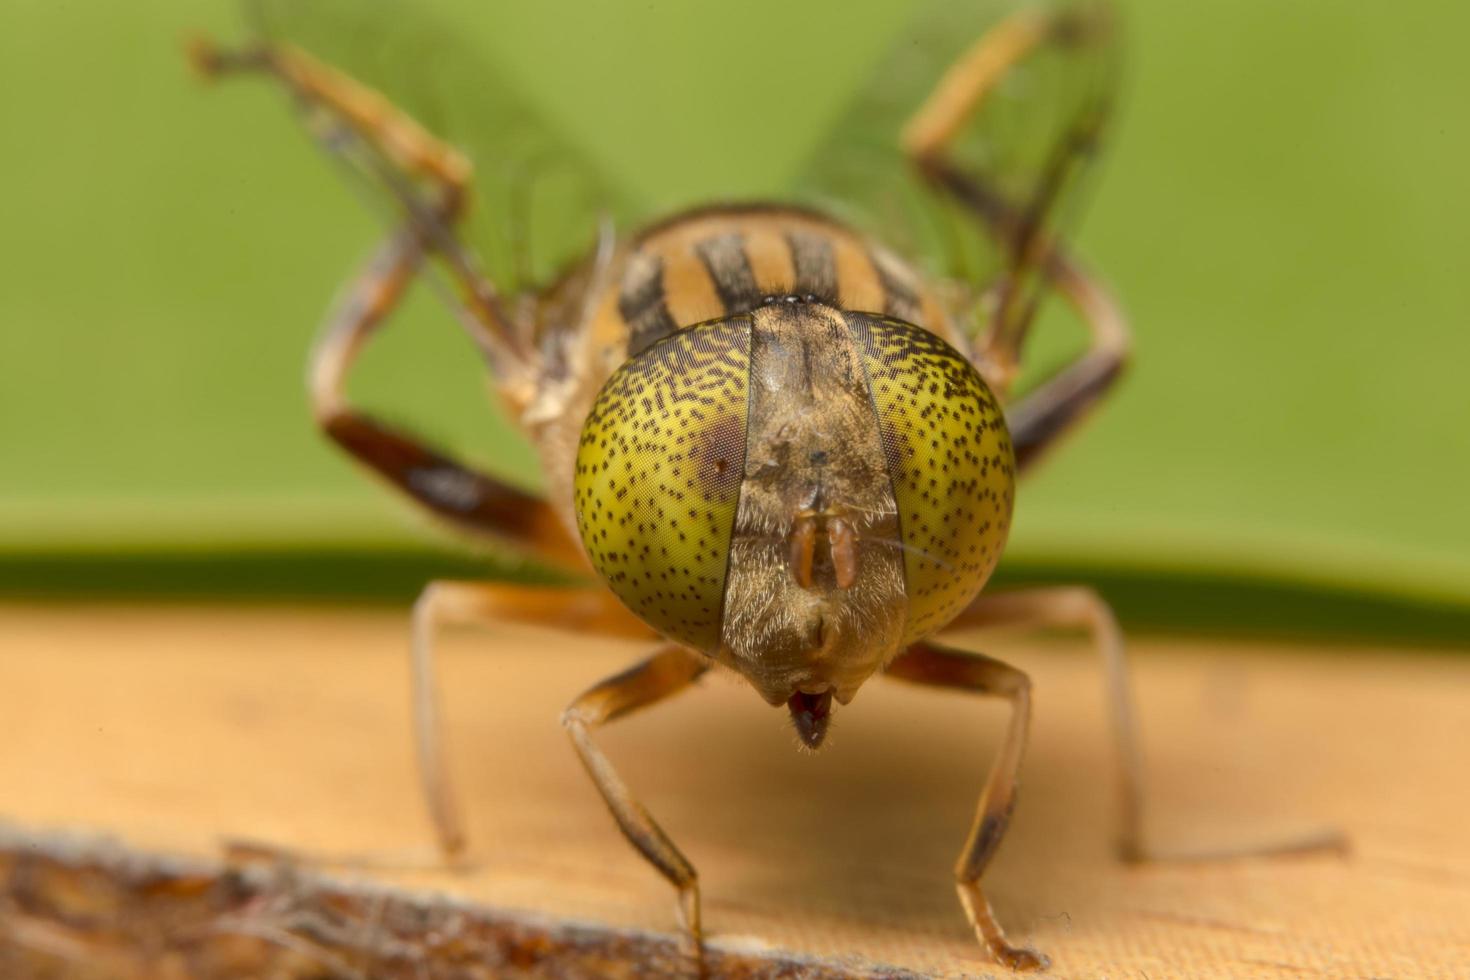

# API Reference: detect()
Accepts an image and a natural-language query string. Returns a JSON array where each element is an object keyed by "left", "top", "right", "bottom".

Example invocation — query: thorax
[
  {"left": 518, "top": 204, "right": 964, "bottom": 546},
  {"left": 590, "top": 204, "right": 957, "bottom": 359}
]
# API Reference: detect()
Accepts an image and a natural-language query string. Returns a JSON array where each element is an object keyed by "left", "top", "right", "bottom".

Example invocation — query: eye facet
[
  {"left": 573, "top": 316, "right": 753, "bottom": 651},
  {"left": 848, "top": 314, "right": 1016, "bottom": 644}
]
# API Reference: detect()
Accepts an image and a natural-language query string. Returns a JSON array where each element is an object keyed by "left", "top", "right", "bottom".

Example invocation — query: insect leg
[
  {"left": 411, "top": 580, "right": 656, "bottom": 856},
  {"left": 192, "top": 37, "right": 577, "bottom": 555},
  {"left": 905, "top": 4, "right": 1113, "bottom": 373},
  {"left": 900, "top": 6, "right": 1128, "bottom": 471},
  {"left": 1002, "top": 253, "right": 1129, "bottom": 471},
  {"left": 946, "top": 587, "right": 1142, "bottom": 857},
  {"left": 187, "top": 35, "right": 527, "bottom": 373},
  {"left": 927, "top": 199, "right": 1129, "bottom": 472},
  {"left": 944, "top": 587, "right": 1348, "bottom": 863},
  {"left": 310, "top": 227, "right": 582, "bottom": 563},
  {"left": 562, "top": 645, "right": 710, "bottom": 954},
  {"left": 884, "top": 640, "right": 1049, "bottom": 972}
]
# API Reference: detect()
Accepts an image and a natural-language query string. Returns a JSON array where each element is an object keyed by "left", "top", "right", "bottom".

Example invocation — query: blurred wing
[
  {"left": 791, "top": 0, "right": 1119, "bottom": 351},
  {"left": 249, "top": 0, "right": 631, "bottom": 296}
]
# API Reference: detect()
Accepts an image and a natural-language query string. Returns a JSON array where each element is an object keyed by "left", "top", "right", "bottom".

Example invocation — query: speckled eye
[
  {"left": 848, "top": 314, "right": 1016, "bottom": 644},
  {"left": 573, "top": 317, "right": 753, "bottom": 651}
]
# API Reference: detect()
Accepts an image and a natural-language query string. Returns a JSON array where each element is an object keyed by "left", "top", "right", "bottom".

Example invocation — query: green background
[{"left": 2, "top": 1, "right": 1467, "bottom": 640}]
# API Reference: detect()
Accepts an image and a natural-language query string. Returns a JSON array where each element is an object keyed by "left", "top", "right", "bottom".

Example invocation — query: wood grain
[{"left": 1, "top": 604, "right": 1466, "bottom": 978}]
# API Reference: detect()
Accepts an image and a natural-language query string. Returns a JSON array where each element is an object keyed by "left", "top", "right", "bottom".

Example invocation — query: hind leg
[
  {"left": 189, "top": 37, "right": 576, "bottom": 558},
  {"left": 188, "top": 34, "right": 526, "bottom": 371},
  {"left": 901, "top": 4, "right": 1130, "bottom": 471}
]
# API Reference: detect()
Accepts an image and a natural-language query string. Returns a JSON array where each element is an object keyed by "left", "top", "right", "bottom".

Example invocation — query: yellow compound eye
[
  {"left": 849, "top": 315, "right": 1016, "bottom": 644},
  {"left": 573, "top": 317, "right": 753, "bottom": 652}
]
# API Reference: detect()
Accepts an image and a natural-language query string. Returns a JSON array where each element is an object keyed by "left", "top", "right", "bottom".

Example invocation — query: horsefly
[{"left": 188, "top": 0, "right": 1340, "bottom": 968}]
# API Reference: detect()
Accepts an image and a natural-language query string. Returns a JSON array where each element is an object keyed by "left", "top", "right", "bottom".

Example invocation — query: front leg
[
  {"left": 311, "top": 228, "right": 582, "bottom": 565},
  {"left": 189, "top": 38, "right": 581, "bottom": 556},
  {"left": 562, "top": 645, "right": 711, "bottom": 953},
  {"left": 885, "top": 641, "right": 1049, "bottom": 972}
]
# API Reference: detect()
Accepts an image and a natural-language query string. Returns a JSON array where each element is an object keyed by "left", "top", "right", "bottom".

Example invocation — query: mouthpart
[{"left": 786, "top": 688, "right": 835, "bottom": 749}]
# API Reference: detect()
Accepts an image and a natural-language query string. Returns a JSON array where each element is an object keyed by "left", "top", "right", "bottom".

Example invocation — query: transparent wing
[
  {"left": 248, "top": 0, "right": 632, "bottom": 296},
  {"left": 791, "top": 0, "right": 1119, "bottom": 354}
]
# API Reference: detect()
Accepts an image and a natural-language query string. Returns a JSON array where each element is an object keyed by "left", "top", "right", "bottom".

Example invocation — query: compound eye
[
  {"left": 849, "top": 316, "right": 1016, "bottom": 644},
  {"left": 573, "top": 317, "right": 753, "bottom": 652}
]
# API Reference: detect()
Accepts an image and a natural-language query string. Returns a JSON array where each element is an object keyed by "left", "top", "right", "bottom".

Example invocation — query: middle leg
[
  {"left": 944, "top": 587, "right": 1145, "bottom": 859},
  {"left": 410, "top": 580, "right": 657, "bottom": 855},
  {"left": 943, "top": 587, "right": 1348, "bottom": 863}
]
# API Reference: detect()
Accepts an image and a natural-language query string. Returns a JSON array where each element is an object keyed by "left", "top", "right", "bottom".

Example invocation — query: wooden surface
[{"left": 1, "top": 604, "right": 1467, "bottom": 978}]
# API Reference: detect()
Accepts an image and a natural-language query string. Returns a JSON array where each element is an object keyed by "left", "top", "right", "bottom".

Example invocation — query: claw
[
  {"left": 675, "top": 883, "right": 704, "bottom": 963},
  {"left": 182, "top": 34, "right": 269, "bottom": 81},
  {"left": 957, "top": 880, "right": 1049, "bottom": 972}
]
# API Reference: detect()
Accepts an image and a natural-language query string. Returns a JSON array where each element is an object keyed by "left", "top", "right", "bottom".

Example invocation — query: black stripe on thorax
[
  {"left": 694, "top": 233, "right": 761, "bottom": 314},
  {"left": 618, "top": 251, "right": 680, "bottom": 356},
  {"left": 785, "top": 230, "right": 838, "bottom": 304},
  {"left": 867, "top": 248, "right": 923, "bottom": 322}
]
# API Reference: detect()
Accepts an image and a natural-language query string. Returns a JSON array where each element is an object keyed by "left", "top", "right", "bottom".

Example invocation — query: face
[
  {"left": 574, "top": 302, "right": 1014, "bottom": 745},
  {"left": 716, "top": 303, "right": 907, "bottom": 711}
]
